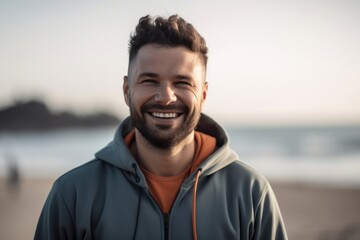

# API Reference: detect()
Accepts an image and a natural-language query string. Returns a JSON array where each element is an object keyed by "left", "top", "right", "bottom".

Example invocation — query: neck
[{"left": 132, "top": 129, "right": 196, "bottom": 176}]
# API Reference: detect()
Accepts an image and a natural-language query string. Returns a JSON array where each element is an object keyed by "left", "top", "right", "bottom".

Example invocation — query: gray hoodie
[{"left": 35, "top": 114, "right": 288, "bottom": 240}]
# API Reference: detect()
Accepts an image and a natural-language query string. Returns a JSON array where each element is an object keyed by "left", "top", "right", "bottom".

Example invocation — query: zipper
[
  {"left": 142, "top": 186, "right": 170, "bottom": 240},
  {"left": 163, "top": 213, "right": 169, "bottom": 240}
]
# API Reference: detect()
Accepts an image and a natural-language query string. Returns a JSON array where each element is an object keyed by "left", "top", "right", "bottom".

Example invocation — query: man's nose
[{"left": 154, "top": 83, "right": 177, "bottom": 105}]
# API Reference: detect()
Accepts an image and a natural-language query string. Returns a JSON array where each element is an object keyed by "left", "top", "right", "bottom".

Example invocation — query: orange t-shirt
[{"left": 124, "top": 130, "right": 216, "bottom": 213}]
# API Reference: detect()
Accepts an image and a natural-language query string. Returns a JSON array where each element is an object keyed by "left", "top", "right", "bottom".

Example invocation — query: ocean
[{"left": 1, "top": 125, "right": 360, "bottom": 187}]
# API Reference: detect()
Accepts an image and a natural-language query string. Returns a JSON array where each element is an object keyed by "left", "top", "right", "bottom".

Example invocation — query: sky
[{"left": 1, "top": 0, "right": 359, "bottom": 125}]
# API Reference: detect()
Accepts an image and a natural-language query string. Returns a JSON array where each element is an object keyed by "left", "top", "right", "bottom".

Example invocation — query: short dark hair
[{"left": 128, "top": 15, "right": 208, "bottom": 68}]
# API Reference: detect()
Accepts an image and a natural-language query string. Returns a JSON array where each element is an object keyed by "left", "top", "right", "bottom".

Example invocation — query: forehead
[{"left": 128, "top": 44, "right": 205, "bottom": 78}]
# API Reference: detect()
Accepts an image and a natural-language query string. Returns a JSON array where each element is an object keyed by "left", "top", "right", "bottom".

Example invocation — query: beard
[{"left": 129, "top": 102, "right": 201, "bottom": 149}]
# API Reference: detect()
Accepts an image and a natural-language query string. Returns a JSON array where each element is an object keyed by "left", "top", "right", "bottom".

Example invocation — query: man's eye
[
  {"left": 176, "top": 81, "right": 192, "bottom": 86},
  {"left": 142, "top": 79, "right": 157, "bottom": 84}
]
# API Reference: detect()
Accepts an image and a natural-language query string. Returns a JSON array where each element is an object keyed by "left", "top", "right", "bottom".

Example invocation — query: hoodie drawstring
[
  {"left": 132, "top": 163, "right": 141, "bottom": 183},
  {"left": 132, "top": 163, "right": 141, "bottom": 240},
  {"left": 132, "top": 163, "right": 202, "bottom": 240},
  {"left": 192, "top": 168, "right": 202, "bottom": 240}
]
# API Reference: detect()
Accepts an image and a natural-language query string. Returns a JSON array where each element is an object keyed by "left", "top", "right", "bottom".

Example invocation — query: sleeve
[
  {"left": 253, "top": 184, "right": 288, "bottom": 240},
  {"left": 34, "top": 182, "right": 76, "bottom": 240}
]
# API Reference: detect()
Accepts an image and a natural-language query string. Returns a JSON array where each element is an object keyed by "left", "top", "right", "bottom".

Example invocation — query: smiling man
[
  {"left": 124, "top": 44, "right": 208, "bottom": 176},
  {"left": 35, "top": 15, "right": 288, "bottom": 240}
]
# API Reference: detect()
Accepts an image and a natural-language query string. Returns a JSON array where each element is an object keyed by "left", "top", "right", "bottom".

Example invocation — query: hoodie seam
[
  {"left": 55, "top": 181, "right": 77, "bottom": 230},
  {"left": 254, "top": 184, "right": 270, "bottom": 215}
]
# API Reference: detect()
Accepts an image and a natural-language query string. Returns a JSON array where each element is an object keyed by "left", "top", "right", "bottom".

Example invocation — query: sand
[
  {"left": 272, "top": 182, "right": 360, "bottom": 240},
  {"left": 1, "top": 178, "right": 360, "bottom": 240}
]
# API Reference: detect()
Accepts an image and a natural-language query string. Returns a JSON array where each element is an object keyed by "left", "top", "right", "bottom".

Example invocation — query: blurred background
[{"left": 1, "top": 0, "right": 360, "bottom": 239}]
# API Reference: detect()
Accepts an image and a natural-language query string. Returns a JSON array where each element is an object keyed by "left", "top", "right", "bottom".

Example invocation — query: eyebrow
[
  {"left": 138, "top": 72, "right": 159, "bottom": 78},
  {"left": 175, "top": 74, "right": 192, "bottom": 80},
  {"left": 138, "top": 72, "right": 192, "bottom": 80}
]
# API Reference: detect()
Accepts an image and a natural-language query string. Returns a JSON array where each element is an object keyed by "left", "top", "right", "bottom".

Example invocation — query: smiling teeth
[{"left": 152, "top": 112, "right": 178, "bottom": 118}]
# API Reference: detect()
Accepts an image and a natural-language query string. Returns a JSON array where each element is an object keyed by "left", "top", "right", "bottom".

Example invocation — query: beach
[
  {"left": 1, "top": 178, "right": 360, "bottom": 240},
  {"left": 272, "top": 182, "right": 360, "bottom": 240}
]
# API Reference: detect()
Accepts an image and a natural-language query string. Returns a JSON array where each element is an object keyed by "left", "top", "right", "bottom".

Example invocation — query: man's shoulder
[
  {"left": 228, "top": 159, "right": 266, "bottom": 178},
  {"left": 53, "top": 159, "right": 109, "bottom": 189},
  {"left": 218, "top": 159, "right": 271, "bottom": 194}
]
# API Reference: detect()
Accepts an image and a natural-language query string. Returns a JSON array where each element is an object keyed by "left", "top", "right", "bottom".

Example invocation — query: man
[{"left": 35, "top": 15, "right": 287, "bottom": 240}]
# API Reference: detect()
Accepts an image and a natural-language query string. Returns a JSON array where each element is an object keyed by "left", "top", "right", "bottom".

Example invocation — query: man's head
[{"left": 124, "top": 15, "right": 208, "bottom": 149}]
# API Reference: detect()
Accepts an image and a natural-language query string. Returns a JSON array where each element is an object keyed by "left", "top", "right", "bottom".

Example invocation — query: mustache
[{"left": 141, "top": 103, "right": 188, "bottom": 112}]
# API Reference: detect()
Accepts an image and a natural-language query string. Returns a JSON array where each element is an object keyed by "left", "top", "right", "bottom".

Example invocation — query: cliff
[{"left": 0, "top": 100, "right": 120, "bottom": 132}]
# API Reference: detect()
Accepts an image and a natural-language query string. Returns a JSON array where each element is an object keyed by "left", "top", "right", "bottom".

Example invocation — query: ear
[
  {"left": 123, "top": 76, "right": 130, "bottom": 106},
  {"left": 201, "top": 82, "right": 208, "bottom": 105}
]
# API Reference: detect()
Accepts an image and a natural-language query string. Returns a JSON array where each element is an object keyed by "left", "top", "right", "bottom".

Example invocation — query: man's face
[{"left": 123, "top": 44, "right": 208, "bottom": 149}]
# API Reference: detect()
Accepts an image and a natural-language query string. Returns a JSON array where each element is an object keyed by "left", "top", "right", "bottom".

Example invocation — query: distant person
[
  {"left": 35, "top": 15, "right": 287, "bottom": 239},
  {"left": 5, "top": 153, "right": 20, "bottom": 193}
]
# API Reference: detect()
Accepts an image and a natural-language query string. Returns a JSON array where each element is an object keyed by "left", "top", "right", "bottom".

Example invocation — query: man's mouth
[{"left": 151, "top": 112, "right": 179, "bottom": 119}]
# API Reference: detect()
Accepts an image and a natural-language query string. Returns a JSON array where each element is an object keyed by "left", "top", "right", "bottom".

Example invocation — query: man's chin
[
  {"left": 143, "top": 134, "right": 178, "bottom": 149},
  {"left": 138, "top": 126, "right": 189, "bottom": 149}
]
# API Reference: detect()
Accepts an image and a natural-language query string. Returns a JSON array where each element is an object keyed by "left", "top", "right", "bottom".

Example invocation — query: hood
[{"left": 95, "top": 113, "right": 239, "bottom": 186}]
